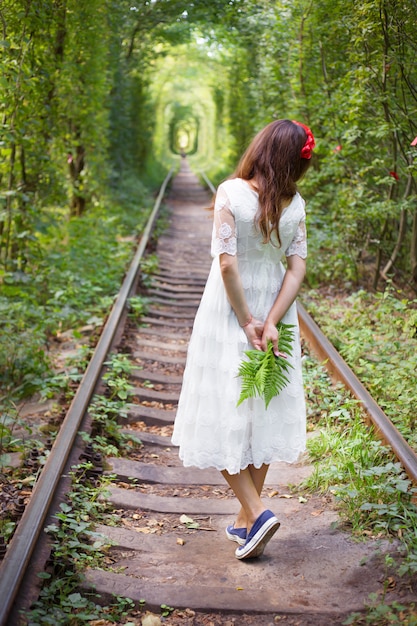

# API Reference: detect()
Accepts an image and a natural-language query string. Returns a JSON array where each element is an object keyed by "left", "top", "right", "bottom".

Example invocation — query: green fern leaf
[{"left": 237, "top": 322, "right": 295, "bottom": 409}]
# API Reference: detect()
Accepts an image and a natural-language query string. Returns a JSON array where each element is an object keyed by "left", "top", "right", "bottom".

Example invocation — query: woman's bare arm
[
  {"left": 261, "top": 255, "right": 306, "bottom": 353},
  {"left": 219, "top": 253, "right": 263, "bottom": 349}
]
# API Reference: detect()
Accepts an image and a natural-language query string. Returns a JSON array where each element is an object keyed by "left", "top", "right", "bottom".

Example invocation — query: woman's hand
[
  {"left": 260, "top": 319, "right": 279, "bottom": 354},
  {"left": 243, "top": 317, "right": 264, "bottom": 350}
]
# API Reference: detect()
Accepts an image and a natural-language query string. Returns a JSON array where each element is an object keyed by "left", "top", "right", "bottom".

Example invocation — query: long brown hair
[{"left": 233, "top": 119, "right": 311, "bottom": 245}]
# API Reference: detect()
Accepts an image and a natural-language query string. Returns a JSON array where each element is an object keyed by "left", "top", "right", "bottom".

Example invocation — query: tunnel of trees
[{"left": 1, "top": 0, "right": 416, "bottom": 398}]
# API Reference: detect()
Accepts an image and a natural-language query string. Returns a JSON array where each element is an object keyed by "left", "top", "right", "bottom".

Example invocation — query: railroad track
[{"left": 1, "top": 160, "right": 417, "bottom": 625}]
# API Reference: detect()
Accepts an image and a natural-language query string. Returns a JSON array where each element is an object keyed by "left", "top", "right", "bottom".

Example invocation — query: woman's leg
[
  {"left": 248, "top": 463, "right": 269, "bottom": 495},
  {"left": 225, "top": 464, "right": 269, "bottom": 529},
  {"left": 221, "top": 466, "right": 268, "bottom": 532}
]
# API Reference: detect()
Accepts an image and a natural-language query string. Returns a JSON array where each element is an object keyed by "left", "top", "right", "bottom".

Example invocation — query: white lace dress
[{"left": 171, "top": 178, "right": 307, "bottom": 474}]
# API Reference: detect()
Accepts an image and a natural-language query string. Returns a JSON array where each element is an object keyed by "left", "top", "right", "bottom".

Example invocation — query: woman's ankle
[
  {"left": 235, "top": 515, "right": 247, "bottom": 529},
  {"left": 246, "top": 506, "right": 268, "bottom": 533}
]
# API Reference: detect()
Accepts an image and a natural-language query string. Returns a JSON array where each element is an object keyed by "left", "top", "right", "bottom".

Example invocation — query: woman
[{"left": 172, "top": 119, "right": 315, "bottom": 559}]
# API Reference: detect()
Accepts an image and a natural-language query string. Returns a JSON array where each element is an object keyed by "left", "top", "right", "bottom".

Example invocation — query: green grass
[
  {"left": 0, "top": 176, "right": 153, "bottom": 401},
  {"left": 302, "top": 285, "right": 417, "bottom": 451}
]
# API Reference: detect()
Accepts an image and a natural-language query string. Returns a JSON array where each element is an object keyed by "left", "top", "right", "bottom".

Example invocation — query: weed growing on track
[
  {"left": 128, "top": 294, "right": 150, "bottom": 319},
  {"left": 24, "top": 466, "right": 137, "bottom": 625},
  {"left": 139, "top": 253, "right": 159, "bottom": 288},
  {"left": 103, "top": 354, "right": 135, "bottom": 402},
  {"left": 83, "top": 353, "right": 141, "bottom": 456},
  {"left": 23, "top": 354, "right": 143, "bottom": 624}
]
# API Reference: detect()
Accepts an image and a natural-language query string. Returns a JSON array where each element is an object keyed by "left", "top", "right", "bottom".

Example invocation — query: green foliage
[
  {"left": 2, "top": 0, "right": 417, "bottom": 300},
  {"left": 237, "top": 323, "right": 294, "bottom": 409},
  {"left": 26, "top": 469, "right": 136, "bottom": 625},
  {"left": 0, "top": 398, "right": 43, "bottom": 479},
  {"left": 128, "top": 295, "right": 150, "bottom": 319},
  {"left": 139, "top": 253, "right": 159, "bottom": 288},
  {"left": 205, "top": 0, "right": 417, "bottom": 287},
  {"left": 0, "top": 319, "right": 51, "bottom": 398},
  {"left": 139, "top": 252, "right": 162, "bottom": 288},
  {"left": 160, "top": 604, "right": 174, "bottom": 617},
  {"left": 103, "top": 354, "right": 134, "bottom": 402},
  {"left": 302, "top": 354, "right": 417, "bottom": 581},
  {"left": 104, "top": 353, "right": 134, "bottom": 382},
  {"left": 303, "top": 286, "right": 417, "bottom": 450},
  {"left": 39, "top": 353, "right": 89, "bottom": 402},
  {"left": 344, "top": 596, "right": 417, "bottom": 625},
  {"left": 0, "top": 177, "right": 151, "bottom": 403},
  {"left": 0, "top": 0, "right": 115, "bottom": 267},
  {"left": 3, "top": 0, "right": 415, "bottom": 402},
  {"left": 0, "top": 396, "right": 53, "bottom": 540},
  {"left": 86, "top": 352, "right": 141, "bottom": 456}
]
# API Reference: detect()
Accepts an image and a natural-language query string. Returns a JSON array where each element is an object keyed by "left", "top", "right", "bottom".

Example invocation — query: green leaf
[
  {"left": 180, "top": 514, "right": 200, "bottom": 528},
  {"left": 237, "top": 322, "right": 295, "bottom": 409}
]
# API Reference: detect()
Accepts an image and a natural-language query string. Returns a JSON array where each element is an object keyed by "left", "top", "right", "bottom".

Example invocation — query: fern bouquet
[{"left": 237, "top": 322, "right": 295, "bottom": 409}]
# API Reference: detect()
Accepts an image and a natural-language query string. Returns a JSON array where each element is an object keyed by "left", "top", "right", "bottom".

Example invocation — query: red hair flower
[{"left": 292, "top": 120, "right": 315, "bottom": 159}]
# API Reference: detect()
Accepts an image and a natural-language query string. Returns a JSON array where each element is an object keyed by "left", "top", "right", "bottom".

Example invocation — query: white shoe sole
[
  {"left": 225, "top": 527, "right": 247, "bottom": 546},
  {"left": 235, "top": 517, "right": 280, "bottom": 560}
]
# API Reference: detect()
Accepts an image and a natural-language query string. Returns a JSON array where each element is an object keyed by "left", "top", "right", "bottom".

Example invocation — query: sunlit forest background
[{"left": 1, "top": 0, "right": 416, "bottom": 401}]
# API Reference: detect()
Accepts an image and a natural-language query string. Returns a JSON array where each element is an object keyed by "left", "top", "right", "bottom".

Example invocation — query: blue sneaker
[
  {"left": 225, "top": 524, "right": 247, "bottom": 546},
  {"left": 235, "top": 510, "right": 280, "bottom": 560}
]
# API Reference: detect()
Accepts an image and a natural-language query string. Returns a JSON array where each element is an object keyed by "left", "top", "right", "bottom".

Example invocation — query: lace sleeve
[
  {"left": 211, "top": 186, "right": 237, "bottom": 257},
  {"left": 285, "top": 218, "right": 307, "bottom": 259}
]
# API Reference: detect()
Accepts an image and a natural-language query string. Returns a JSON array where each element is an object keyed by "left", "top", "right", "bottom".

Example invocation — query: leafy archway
[{"left": 168, "top": 104, "right": 199, "bottom": 155}]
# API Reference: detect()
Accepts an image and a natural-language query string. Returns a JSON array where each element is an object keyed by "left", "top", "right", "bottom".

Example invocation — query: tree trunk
[
  {"left": 2, "top": 143, "right": 16, "bottom": 266},
  {"left": 69, "top": 145, "right": 86, "bottom": 216},
  {"left": 381, "top": 173, "right": 413, "bottom": 279},
  {"left": 411, "top": 208, "right": 417, "bottom": 285}
]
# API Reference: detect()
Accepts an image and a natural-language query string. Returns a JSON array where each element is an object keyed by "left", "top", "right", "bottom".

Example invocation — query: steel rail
[
  {"left": 199, "top": 171, "right": 216, "bottom": 195},
  {"left": 297, "top": 301, "right": 417, "bottom": 484},
  {"left": 0, "top": 168, "right": 175, "bottom": 626}
]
